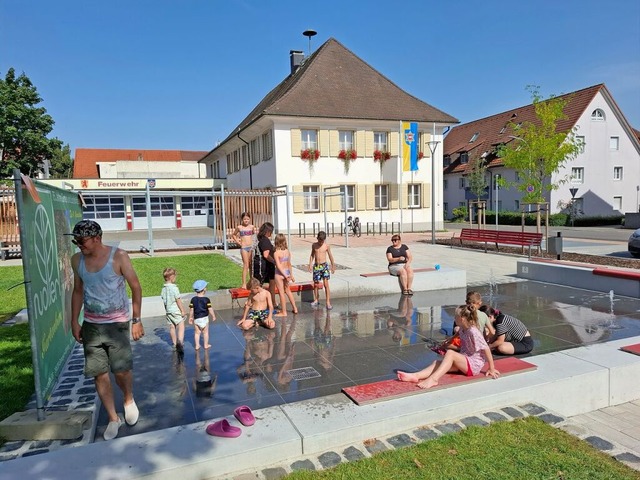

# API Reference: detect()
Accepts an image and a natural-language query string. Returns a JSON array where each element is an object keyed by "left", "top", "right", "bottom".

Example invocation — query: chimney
[{"left": 290, "top": 50, "right": 304, "bottom": 74}]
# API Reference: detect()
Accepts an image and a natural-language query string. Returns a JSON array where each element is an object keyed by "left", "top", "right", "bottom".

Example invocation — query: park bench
[{"left": 453, "top": 228, "right": 543, "bottom": 258}]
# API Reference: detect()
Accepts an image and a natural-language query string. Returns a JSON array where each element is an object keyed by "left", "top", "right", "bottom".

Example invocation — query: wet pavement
[{"left": 97, "top": 281, "right": 640, "bottom": 440}]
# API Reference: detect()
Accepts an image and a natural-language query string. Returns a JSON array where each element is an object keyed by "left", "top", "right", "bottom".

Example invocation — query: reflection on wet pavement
[{"left": 97, "top": 281, "right": 640, "bottom": 439}]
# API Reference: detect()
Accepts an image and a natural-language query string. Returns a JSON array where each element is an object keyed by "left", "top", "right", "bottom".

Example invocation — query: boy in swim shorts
[
  {"left": 237, "top": 277, "right": 275, "bottom": 330},
  {"left": 308, "top": 231, "right": 336, "bottom": 310}
]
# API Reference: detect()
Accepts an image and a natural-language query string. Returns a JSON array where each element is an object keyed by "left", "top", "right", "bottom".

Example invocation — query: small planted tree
[{"left": 498, "top": 86, "right": 583, "bottom": 231}]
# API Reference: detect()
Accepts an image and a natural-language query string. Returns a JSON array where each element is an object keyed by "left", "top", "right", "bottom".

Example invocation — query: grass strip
[{"left": 285, "top": 417, "right": 638, "bottom": 480}]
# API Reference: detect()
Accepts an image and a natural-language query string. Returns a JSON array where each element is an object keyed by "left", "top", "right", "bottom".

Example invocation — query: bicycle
[{"left": 346, "top": 216, "right": 361, "bottom": 237}]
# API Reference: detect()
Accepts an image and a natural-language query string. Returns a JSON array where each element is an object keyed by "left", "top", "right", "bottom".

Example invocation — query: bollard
[{"left": 298, "top": 222, "right": 306, "bottom": 238}]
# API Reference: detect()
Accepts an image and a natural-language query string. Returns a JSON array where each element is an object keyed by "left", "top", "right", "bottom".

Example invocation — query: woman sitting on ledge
[
  {"left": 480, "top": 306, "right": 534, "bottom": 355},
  {"left": 386, "top": 235, "right": 414, "bottom": 296}
]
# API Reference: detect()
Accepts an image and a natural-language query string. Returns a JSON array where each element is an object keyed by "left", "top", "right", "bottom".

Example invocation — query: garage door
[
  {"left": 82, "top": 195, "right": 127, "bottom": 231},
  {"left": 181, "top": 195, "right": 210, "bottom": 228},
  {"left": 131, "top": 196, "right": 175, "bottom": 230}
]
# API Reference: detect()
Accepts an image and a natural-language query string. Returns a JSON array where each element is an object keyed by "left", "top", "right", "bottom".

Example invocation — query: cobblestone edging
[
  {"left": 219, "top": 403, "right": 640, "bottom": 480},
  {"left": 0, "top": 344, "right": 96, "bottom": 462}
]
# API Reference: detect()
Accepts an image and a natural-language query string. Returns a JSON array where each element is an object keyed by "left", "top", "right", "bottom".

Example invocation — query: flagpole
[{"left": 399, "top": 121, "right": 403, "bottom": 234}]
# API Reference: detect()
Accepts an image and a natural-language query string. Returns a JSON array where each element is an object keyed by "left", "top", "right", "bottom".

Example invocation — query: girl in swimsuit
[
  {"left": 273, "top": 233, "right": 298, "bottom": 316},
  {"left": 232, "top": 212, "right": 256, "bottom": 288}
]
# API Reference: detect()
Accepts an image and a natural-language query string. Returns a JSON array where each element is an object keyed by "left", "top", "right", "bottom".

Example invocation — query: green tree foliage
[
  {"left": 498, "top": 86, "right": 583, "bottom": 204},
  {"left": 0, "top": 68, "right": 62, "bottom": 178},
  {"left": 50, "top": 144, "right": 74, "bottom": 178},
  {"left": 467, "top": 158, "right": 488, "bottom": 200}
]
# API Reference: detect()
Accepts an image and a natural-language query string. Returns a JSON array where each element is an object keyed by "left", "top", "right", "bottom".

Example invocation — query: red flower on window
[
  {"left": 338, "top": 149, "right": 357, "bottom": 160},
  {"left": 373, "top": 150, "right": 391, "bottom": 162},
  {"left": 300, "top": 148, "right": 320, "bottom": 161}
]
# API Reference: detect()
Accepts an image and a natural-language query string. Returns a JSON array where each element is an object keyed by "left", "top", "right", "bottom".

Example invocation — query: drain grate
[{"left": 286, "top": 366, "right": 321, "bottom": 381}]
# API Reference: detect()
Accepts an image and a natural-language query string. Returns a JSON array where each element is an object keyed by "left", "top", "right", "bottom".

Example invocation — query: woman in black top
[
  {"left": 386, "top": 234, "right": 414, "bottom": 295},
  {"left": 481, "top": 306, "right": 533, "bottom": 355},
  {"left": 253, "top": 222, "right": 277, "bottom": 307}
]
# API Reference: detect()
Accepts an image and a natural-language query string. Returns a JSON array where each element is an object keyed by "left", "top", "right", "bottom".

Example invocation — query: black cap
[{"left": 69, "top": 220, "right": 102, "bottom": 238}]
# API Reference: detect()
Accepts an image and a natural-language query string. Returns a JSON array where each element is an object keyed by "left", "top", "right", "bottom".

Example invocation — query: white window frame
[
  {"left": 610, "top": 136, "right": 619, "bottom": 150},
  {"left": 571, "top": 167, "right": 584, "bottom": 184},
  {"left": 459, "top": 177, "right": 465, "bottom": 189},
  {"left": 262, "top": 130, "right": 273, "bottom": 161},
  {"left": 373, "top": 132, "right": 388, "bottom": 152},
  {"left": 375, "top": 184, "right": 389, "bottom": 209},
  {"left": 613, "top": 166, "right": 623, "bottom": 181},
  {"left": 303, "top": 185, "right": 320, "bottom": 212},
  {"left": 613, "top": 196, "right": 622, "bottom": 211},
  {"left": 408, "top": 184, "right": 421, "bottom": 208},
  {"left": 591, "top": 109, "right": 605, "bottom": 121},
  {"left": 515, "top": 200, "right": 520, "bottom": 210},
  {"left": 301, "top": 129, "right": 318, "bottom": 150},
  {"left": 340, "top": 184, "right": 355, "bottom": 211},
  {"left": 338, "top": 130, "right": 354, "bottom": 151}
]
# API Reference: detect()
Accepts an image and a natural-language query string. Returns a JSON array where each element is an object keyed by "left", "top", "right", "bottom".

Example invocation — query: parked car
[{"left": 629, "top": 228, "right": 640, "bottom": 258}]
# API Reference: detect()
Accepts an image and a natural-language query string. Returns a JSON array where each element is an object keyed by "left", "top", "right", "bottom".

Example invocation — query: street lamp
[
  {"left": 426, "top": 140, "right": 440, "bottom": 245},
  {"left": 494, "top": 173, "right": 501, "bottom": 229}
]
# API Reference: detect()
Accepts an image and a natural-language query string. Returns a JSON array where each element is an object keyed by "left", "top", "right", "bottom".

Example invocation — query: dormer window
[
  {"left": 469, "top": 132, "right": 479, "bottom": 143},
  {"left": 443, "top": 155, "right": 451, "bottom": 167},
  {"left": 499, "top": 125, "right": 506, "bottom": 134},
  {"left": 591, "top": 109, "right": 605, "bottom": 121},
  {"left": 460, "top": 152, "right": 469, "bottom": 164}
]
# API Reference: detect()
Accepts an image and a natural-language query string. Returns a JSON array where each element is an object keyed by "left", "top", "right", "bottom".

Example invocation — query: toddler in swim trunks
[{"left": 238, "top": 277, "right": 275, "bottom": 330}]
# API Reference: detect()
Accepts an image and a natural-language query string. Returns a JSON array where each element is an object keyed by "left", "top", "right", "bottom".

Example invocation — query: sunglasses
[
  {"left": 392, "top": 238, "right": 401, "bottom": 242},
  {"left": 72, "top": 237, "right": 92, "bottom": 246}
]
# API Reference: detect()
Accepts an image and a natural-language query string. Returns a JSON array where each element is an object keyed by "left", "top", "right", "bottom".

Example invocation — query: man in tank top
[{"left": 70, "top": 220, "right": 143, "bottom": 440}]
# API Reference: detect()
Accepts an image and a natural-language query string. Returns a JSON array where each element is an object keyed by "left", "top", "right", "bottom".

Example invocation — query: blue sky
[{"left": 2, "top": 0, "right": 639, "bottom": 153}]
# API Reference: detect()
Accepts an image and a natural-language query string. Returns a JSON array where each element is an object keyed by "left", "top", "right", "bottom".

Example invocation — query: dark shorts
[
  {"left": 248, "top": 309, "right": 270, "bottom": 327},
  {"left": 511, "top": 335, "right": 534, "bottom": 355},
  {"left": 81, "top": 321, "right": 133, "bottom": 377},
  {"left": 253, "top": 256, "right": 275, "bottom": 283},
  {"left": 313, "top": 262, "right": 330, "bottom": 283}
]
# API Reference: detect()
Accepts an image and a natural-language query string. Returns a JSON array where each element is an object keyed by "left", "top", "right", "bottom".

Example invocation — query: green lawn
[{"left": 285, "top": 417, "right": 639, "bottom": 480}]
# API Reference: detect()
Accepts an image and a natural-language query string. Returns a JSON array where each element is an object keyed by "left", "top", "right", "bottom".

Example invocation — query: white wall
[{"left": 97, "top": 161, "right": 206, "bottom": 179}]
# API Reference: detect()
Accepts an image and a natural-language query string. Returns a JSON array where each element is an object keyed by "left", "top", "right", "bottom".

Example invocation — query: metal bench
[{"left": 454, "top": 228, "right": 543, "bottom": 258}]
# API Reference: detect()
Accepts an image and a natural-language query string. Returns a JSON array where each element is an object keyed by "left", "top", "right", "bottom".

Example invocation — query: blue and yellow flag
[{"left": 402, "top": 122, "right": 418, "bottom": 172}]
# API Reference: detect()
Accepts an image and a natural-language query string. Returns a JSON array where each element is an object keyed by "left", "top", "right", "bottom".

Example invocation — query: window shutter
[
  {"left": 389, "top": 183, "right": 399, "bottom": 209},
  {"left": 329, "top": 130, "right": 339, "bottom": 157},
  {"left": 390, "top": 131, "right": 399, "bottom": 156},
  {"left": 356, "top": 130, "right": 365, "bottom": 156},
  {"left": 293, "top": 185, "right": 304, "bottom": 213},
  {"left": 365, "top": 184, "right": 375, "bottom": 210},
  {"left": 365, "top": 131, "right": 374, "bottom": 157},
  {"left": 400, "top": 184, "right": 408, "bottom": 209},
  {"left": 422, "top": 132, "right": 431, "bottom": 157},
  {"left": 423, "top": 182, "right": 431, "bottom": 208},
  {"left": 291, "top": 129, "right": 301, "bottom": 156},
  {"left": 356, "top": 184, "right": 366, "bottom": 211},
  {"left": 319, "top": 130, "right": 329, "bottom": 157}
]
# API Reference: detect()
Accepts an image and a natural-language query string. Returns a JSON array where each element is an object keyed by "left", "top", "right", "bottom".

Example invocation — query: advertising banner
[{"left": 16, "top": 173, "right": 83, "bottom": 405}]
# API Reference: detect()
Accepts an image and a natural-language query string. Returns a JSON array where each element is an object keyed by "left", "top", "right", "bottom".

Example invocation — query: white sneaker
[
  {"left": 104, "top": 417, "right": 122, "bottom": 441},
  {"left": 124, "top": 400, "right": 139, "bottom": 426},
  {"left": 311, "top": 301, "right": 319, "bottom": 307}
]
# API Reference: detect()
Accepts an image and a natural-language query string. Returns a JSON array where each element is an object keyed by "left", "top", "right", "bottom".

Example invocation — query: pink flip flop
[
  {"left": 233, "top": 405, "right": 256, "bottom": 426},
  {"left": 206, "top": 419, "right": 242, "bottom": 438}
]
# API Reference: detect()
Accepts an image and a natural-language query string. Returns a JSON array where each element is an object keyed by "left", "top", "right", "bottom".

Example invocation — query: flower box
[{"left": 301, "top": 148, "right": 320, "bottom": 161}]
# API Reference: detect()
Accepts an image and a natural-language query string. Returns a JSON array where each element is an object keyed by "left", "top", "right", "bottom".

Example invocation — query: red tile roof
[
  {"left": 215, "top": 38, "right": 458, "bottom": 149},
  {"left": 73, "top": 149, "right": 208, "bottom": 178},
  {"left": 443, "top": 84, "right": 604, "bottom": 175}
]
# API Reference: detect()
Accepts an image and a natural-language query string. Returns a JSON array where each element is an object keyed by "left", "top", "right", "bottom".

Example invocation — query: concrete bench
[
  {"left": 360, "top": 267, "right": 436, "bottom": 278},
  {"left": 593, "top": 267, "right": 640, "bottom": 281}
]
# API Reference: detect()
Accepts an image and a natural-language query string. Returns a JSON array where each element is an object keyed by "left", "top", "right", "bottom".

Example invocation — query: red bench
[
  {"left": 229, "top": 282, "right": 321, "bottom": 299},
  {"left": 454, "top": 228, "right": 543, "bottom": 257}
]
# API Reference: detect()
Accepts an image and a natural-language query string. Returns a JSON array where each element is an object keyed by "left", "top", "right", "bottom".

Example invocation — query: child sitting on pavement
[
  {"left": 397, "top": 304, "right": 500, "bottom": 389},
  {"left": 189, "top": 280, "right": 216, "bottom": 350},
  {"left": 308, "top": 231, "right": 336, "bottom": 310},
  {"left": 160, "top": 267, "right": 187, "bottom": 352},
  {"left": 238, "top": 277, "right": 276, "bottom": 330}
]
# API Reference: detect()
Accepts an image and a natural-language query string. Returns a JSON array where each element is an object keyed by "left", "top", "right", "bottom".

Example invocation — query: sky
[{"left": 1, "top": 0, "right": 639, "bottom": 154}]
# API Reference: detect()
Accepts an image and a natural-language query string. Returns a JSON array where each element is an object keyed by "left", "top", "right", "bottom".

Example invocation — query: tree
[
  {"left": 467, "top": 158, "right": 488, "bottom": 201},
  {"left": 50, "top": 144, "right": 74, "bottom": 179},
  {"left": 0, "top": 68, "right": 62, "bottom": 178},
  {"left": 498, "top": 86, "right": 583, "bottom": 205}
]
